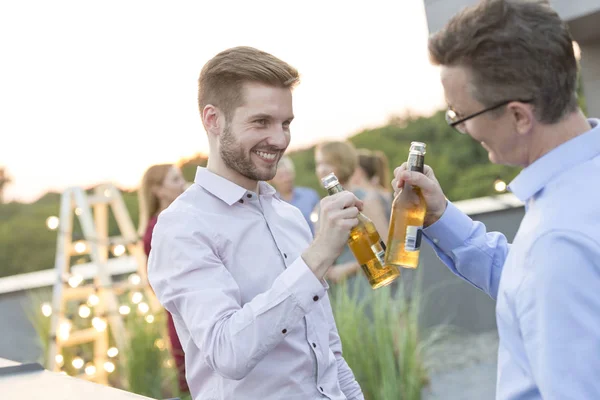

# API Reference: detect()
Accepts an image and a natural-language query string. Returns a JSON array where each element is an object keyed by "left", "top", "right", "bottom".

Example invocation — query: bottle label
[
  {"left": 408, "top": 153, "right": 424, "bottom": 173},
  {"left": 371, "top": 242, "right": 386, "bottom": 265},
  {"left": 405, "top": 226, "right": 423, "bottom": 252}
]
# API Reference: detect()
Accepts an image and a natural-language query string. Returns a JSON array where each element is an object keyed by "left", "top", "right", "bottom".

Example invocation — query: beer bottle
[
  {"left": 384, "top": 142, "right": 427, "bottom": 269},
  {"left": 321, "top": 173, "right": 400, "bottom": 289}
]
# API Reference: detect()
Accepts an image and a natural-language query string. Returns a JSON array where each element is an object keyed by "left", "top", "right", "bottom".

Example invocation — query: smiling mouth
[{"left": 253, "top": 150, "right": 278, "bottom": 161}]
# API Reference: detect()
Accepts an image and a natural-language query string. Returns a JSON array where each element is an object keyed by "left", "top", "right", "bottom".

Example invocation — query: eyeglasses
[{"left": 445, "top": 99, "right": 533, "bottom": 134}]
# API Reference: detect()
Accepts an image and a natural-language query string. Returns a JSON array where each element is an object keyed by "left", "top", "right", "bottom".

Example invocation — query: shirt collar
[
  {"left": 194, "top": 167, "right": 277, "bottom": 205},
  {"left": 508, "top": 118, "right": 600, "bottom": 202}
]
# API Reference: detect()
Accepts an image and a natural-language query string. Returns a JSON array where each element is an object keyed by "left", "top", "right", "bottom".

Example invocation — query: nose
[{"left": 266, "top": 126, "right": 290, "bottom": 149}]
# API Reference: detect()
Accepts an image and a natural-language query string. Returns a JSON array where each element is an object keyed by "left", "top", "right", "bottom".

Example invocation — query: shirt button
[
  {"left": 284, "top": 253, "right": 287, "bottom": 258},
  {"left": 239, "top": 199, "right": 244, "bottom": 204},
  {"left": 313, "top": 295, "right": 319, "bottom": 301},
  {"left": 282, "top": 329, "right": 287, "bottom": 334},
  {"left": 319, "top": 386, "right": 324, "bottom": 392},
  {"left": 312, "top": 342, "right": 316, "bottom": 348},
  {"left": 247, "top": 193, "right": 252, "bottom": 198}
]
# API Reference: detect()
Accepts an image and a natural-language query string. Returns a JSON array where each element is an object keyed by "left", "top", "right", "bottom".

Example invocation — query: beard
[{"left": 219, "top": 124, "right": 281, "bottom": 182}]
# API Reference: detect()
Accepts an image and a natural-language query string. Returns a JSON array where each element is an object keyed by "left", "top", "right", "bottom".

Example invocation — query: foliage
[
  {"left": 330, "top": 276, "right": 446, "bottom": 400},
  {"left": 25, "top": 286, "right": 189, "bottom": 399}
]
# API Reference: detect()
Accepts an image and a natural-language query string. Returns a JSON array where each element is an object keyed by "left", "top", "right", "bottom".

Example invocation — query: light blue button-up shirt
[{"left": 423, "top": 119, "right": 600, "bottom": 399}]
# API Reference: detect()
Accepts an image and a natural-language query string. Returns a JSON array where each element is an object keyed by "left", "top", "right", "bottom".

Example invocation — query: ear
[
  {"left": 202, "top": 105, "right": 223, "bottom": 137},
  {"left": 508, "top": 101, "right": 534, "bottom": 136}
]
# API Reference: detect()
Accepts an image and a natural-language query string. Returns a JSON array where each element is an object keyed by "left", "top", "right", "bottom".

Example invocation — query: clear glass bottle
[
  {"left": 384, "top": 142, "right": 427, "bottom": 269},
  {"left": 321, "top": 173, "right": 400, "bottom": 289}
]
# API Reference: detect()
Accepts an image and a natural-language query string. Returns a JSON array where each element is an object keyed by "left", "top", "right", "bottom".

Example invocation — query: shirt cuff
[
  {"left": 278, "top": 258, "right": 328, "bottom": 314},
  {"left": 423, "top": 201, "right": 475, "bottom": 254}
]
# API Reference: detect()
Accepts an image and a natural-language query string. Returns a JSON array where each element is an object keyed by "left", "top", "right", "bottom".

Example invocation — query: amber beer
[
  {"left": 384, "top": 142, "right": 427, "bottom": 269},
  {"left": 321, "top": 173, "right": 400, "bottom": 289}
]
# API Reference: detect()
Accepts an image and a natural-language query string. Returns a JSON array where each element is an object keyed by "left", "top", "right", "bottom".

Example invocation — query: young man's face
[{"left": 219, "top": 82, "right": 294, "bottom": 184}]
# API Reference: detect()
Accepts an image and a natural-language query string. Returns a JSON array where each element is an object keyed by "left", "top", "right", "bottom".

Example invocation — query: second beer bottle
[
  {"left": 321, "top": 173, "right": 400, "bottom": 289},
  {"left": 384, "top": 142, "right": 427, "bottom": 269}
]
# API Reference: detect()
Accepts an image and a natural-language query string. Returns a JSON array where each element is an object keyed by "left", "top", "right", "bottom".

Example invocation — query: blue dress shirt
[{"left": 423, "top": 119, "right": 600, "bottom": 399}]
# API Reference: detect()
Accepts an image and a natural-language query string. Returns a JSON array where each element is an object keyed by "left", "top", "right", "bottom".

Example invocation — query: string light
[
  {"left": 78, "top": 304, "right": 91, "bottom": 318},
  {"left": 112, "top": 244, "right": 126, "bottom": 257},
  {"left": 138, "top": 302, "right": 149, "bottom": 314},
  {"left": 68, "top": 274, "right": 84, "bottom": 288},
  {"left": 310, "top": 211, "right": 319, "bottom": 223},
  {"left": 55, "top": 354, "right": 64, "bottom": 366},
  {"left": 128, "top": 273, "right": 141, "bottom": 286},
  {"left": 41, "top": 302, "right": 52, "bottom": 317},
  {"left": 154, "top": 339, "right": 166, "bottom": 351},
  {"left": 72, "top": 357, "right": 84, "bottom": 369},
  {"left": 119, "top": 305, "right": 131, "bottom": 315},
  {"left": 73, "top": 241, "right": 87, "bottom": 254},
  {"left": 87, "top": 294, "right": 99, "bottom": 307},
  {"left": 107, "top": 347, "right": 119, "bottom": 358},
  {"left": 92, "top": 317, "right": 107, "bottom": 332},
  {"left": 131, "top": 292, "right": 143, "bottom": 304},
  {"left": 75, "top": 208, "right": 82, "bottom": 216},
  {"left": 494, "top": 179, "right": 507, "bottom": 193},
  {"left": 104, "top": 361, "right": 115, "bottom": 373},
  {"left": 145, "top": 315, "right": 155, "bottom": 324},
  {"left": 84, "top": 363, "right": 96, "bottom": 376},
  {"left": 46, "top": 216, "right": 59, "bottom": 230},
  {"left": 58, "top": 320, "right": 72, "bottom": 341}
]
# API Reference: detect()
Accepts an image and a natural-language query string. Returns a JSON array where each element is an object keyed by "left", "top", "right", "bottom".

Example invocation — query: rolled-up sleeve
[{"left": 148, "top": 211, "right": 326, "bottom": 381}]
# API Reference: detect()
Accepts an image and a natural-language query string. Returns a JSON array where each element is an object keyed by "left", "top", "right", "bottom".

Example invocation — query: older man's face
[{"left": 271, "top": 163, "right": 294, "bottom": 193}]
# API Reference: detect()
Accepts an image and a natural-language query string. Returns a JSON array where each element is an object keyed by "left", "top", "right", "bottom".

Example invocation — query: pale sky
[{"left": 0, "top": 0, "right": 445, "bottom": 203}]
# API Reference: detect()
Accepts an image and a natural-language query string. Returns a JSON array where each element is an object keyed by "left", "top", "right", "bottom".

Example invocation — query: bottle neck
[{"left": 407, "top": 152, "right": 425, "bottom": 174}]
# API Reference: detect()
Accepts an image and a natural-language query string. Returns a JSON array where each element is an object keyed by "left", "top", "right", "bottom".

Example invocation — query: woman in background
[
  {"left": 351, "top": 149, "right": 393, "bottom": 218},
  {"left": 313, "top": 141, "right": 389, "bottom": 287},
  {"left": 138, "top": 163, "right": 188, "bottom": 394}
]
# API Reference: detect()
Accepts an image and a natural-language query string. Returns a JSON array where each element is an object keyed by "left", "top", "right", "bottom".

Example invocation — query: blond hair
[
  {"left": 429, "top": 0, "right": 578, "bottom": 123},
  {"left": 137, "top": 164, "right": 173, "bottom": 236},
  {"left": 316, "top": 141, "right": 358, "bottom": 185},
  {"left": 198, "top": 46, "right": 300, "bottom": 122}
]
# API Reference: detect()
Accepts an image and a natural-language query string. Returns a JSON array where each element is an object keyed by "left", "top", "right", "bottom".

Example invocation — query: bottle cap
[
  {"left": 321, "top": 173, "right": 339, "bottom": 189},
  {"left": 410, "top": 142, "right": 426, "bottom": 154}
]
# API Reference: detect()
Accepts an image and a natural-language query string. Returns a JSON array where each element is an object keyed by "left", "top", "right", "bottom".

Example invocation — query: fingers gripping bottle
[
  {"left": 321, "top": 173, "right": 400, "bottom": 289},
  {"left": 384, "top": 142, "right": 427, "bottom": 269}
]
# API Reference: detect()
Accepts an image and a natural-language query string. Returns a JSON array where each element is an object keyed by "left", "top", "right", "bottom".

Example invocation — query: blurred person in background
[
  {"left": 138, "top": 163, "right": 188, "bottom": 394},
  {"left": 351, "top": 149, "right": 393, "bottom": 219},
  {"left": 270, "top": 155, "right": 320, "bottom": 235},
  {"left": 314, "top": 141, "right": 389, "bottom": 287}
]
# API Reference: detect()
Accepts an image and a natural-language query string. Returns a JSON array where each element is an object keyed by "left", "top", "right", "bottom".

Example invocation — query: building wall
[{"left": 423, "top": 0, "right": 600, "bottom": 119}]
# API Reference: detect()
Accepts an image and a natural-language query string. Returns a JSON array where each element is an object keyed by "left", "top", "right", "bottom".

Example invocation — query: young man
[
  {"left": 147, "top": 46, "right": 364, "bottom": 400},
  {"left": 393, "top": 1, "right": 600, "bottom": 399}
]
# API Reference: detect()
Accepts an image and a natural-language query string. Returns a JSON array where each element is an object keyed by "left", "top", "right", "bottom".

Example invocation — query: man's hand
[
  {"left": 302, "top": 191, "right": 363, "bottom": 279},
  {"left": 392, "top": 163, "right": 448, "bottom": 227}
]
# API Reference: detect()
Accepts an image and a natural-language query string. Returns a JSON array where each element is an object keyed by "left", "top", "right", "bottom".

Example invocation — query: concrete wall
[{"left": 415, "top": 206, "right": 524, "bottom": 334}]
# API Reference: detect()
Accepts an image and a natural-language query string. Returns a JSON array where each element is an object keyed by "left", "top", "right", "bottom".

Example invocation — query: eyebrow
[{"left": 248, "top": 113, "right": 294, "bottom": 122}]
